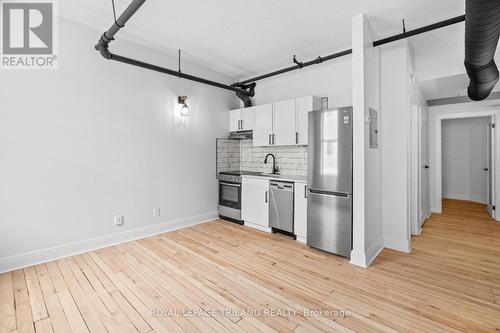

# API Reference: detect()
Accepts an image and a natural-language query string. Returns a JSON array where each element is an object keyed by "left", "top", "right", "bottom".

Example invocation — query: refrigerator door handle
[{"left": 309, "top": 189, "right": 351, "bottom": 198}]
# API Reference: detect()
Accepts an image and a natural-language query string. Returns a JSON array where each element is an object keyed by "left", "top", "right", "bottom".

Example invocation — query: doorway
[
  {"left": 441, "top": 117, "right": 491, "bottom": 207},
  {"left": 432, "top": 110, "right": 499, "bottom": 221}
]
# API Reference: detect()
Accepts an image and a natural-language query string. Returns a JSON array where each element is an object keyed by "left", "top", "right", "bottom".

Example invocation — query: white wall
[
  {"left": 412, "top": 27, "right": 500, "bottom": 83},
  {"left": 0, "top": 18, "right": 238, "bottom": 271},
  {"left": 364, "top": 21, "right": 383, "bottom": 261},
  {"left": 379, "top": 41, "right": 412, "bottom": 252},
  {"left": 245, "top": 57, "right": 352, "bottom": 108},
  {"left": 442, "top": 117, "right": 490, "bottom": 203}
]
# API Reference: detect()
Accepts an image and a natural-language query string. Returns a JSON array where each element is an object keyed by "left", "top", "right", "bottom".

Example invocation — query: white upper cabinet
[
  {"left": 232, "top": 96, "right": 320, "bottom": 146},
  {"left": 296, "top": 96, "right": 320, "bottom": 146},
  {"left": 230, "top": 107, "right": 254, "bottom": 132},
  {"left": 241, "top": 107, "right": 254, "bottom": 131},
  {"left": 273, "top": 99, "right": 297, "bottom": 146},
  {"left": 253, "top": 104, "right": 274, "bottom": 146},
  {"left": 229, "top": 109, "right": 241, "bottom": 132}
]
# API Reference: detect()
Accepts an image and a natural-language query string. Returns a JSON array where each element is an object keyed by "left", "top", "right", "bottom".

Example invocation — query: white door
[
  {"left": 229, "top": 109, "right": 241, "bottom": 132},
  {"left": 241, "top": 107, "right": 254, "bottom": 131},
  {"left": 273, "top": 99, "right": 296, "bottom": 146},
  {"left": 420, "top": 107, "right": 430, "bottom": 225},
  {"left": 253, "top": 104, "right": 273, "bottom": 147},
  {"left": 487, "top": 121, "right": 495, "bottom": 218},
  {"left": 242, "top": 178, "right": 269, "bottom": 228},
  {"left": 296, "top": 97, "right": 313, "bottom": 145}
]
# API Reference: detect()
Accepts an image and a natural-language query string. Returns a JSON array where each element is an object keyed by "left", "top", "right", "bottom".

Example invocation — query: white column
[
  {"left": 350, "top": 14, "right": 368, "bottom": 267},
  {"left": 351, "top": 14, "right": 384, "bottom": 267}
]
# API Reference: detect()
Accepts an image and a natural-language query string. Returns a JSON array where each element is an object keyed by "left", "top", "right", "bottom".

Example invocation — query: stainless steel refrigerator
[{"left": 307, "top": 107, "right": 353, "bottom": 258}]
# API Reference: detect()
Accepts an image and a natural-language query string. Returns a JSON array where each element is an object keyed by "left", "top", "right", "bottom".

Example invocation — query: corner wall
[{"left": 380, "top": 41, "right": 412, "bottom": 253}]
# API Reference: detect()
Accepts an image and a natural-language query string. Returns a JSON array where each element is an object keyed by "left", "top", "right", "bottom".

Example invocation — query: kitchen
[
  {"left": 218, "top": 96, "right": 354, "bottom": 257},
  {"left": 2, "top": 1, "right": 500, "bottom": 332}
]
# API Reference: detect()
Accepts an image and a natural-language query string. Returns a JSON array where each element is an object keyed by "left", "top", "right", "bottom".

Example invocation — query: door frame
[
  {"left": 433, "top": 110, "right": 499, "bottom": 220},
  {"left": 410, "top": 105, "right": 422, "bottom": 235},
  {"left": 410, "top": 104, "right": 431, "bottom": 236},
  {"left": 487, "top": 121, "right": 495, "bottom": 217}
]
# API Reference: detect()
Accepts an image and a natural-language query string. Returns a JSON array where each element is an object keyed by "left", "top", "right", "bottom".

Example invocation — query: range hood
[{"left": 229, "top": 130, "right": 253, "bottom": 139}]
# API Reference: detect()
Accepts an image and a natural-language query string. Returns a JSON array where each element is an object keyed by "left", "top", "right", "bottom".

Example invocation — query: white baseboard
[
  {"left": 443, "top": 195, "right": 487, "bottom": 204},
  {"left": 296, "top": 236, "right": 307, "bottom": 244},
  {"left": 350, "top": 237, "right": 384, "bottom": 268},
  {"left": 243, "top": 222, "right": 272, "bottom": 233},
  {"left": 350, "top": 250, "right": 368, "bottom": 268},
  {"left": 384, "top": 237, "right": 411, "bottom": 253},
  {"left": 0, "top": 212, "right": 218, "bottom": 274},
  {"left": 365, "top": 237, "right": 384, "bottom": 267}
]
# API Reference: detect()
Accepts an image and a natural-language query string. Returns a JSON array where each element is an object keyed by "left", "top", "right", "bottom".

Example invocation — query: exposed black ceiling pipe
[
  {"left": 464, "top": 0, "right": 500, "bottom": 101},
  {"left": 373, "top": 15, "right": 465, "bottom": 47},
  {"left": 234, "top": 15, "right": 466, "bottom": 87},
  {"left": 94, "top": 0, "right": 254, "bottom": 98},
  {"left": 233, "top": 49, "right": 353, "bottom": 87},
  {"left": 95, "top": 1, "right": 469, "bottom": 103}
]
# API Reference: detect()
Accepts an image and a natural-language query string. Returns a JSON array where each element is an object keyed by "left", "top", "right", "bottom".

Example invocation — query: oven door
[{"left": 219, "top": 181, "right": 241, "bottom": 210}]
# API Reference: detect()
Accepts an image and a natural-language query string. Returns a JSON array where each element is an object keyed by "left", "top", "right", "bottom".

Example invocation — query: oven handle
[{"left": 220, "top": 182, "right": 241, "bottom": 188}]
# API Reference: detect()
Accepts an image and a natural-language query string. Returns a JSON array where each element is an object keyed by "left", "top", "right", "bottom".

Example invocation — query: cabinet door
[
  {"left": 229, "top": 109, "right": 241, "bottom": 132},
  {"left": 241, "top": 107, "right": 254, "bottom": 131},
  {"left": 296, "top": 96, "right": 316, "bottom": 145},
  {"left": 294, "top": 182, "right": 308, "bottom": 242},
  {"left": 242, "top": 178, "right": 269, "bottom": 227},
  {"left": 273, "top": 99, "right": 296, "bottom": 146},
  {"left": 253, "top": 104, "right": 273, "bottom": 147}
]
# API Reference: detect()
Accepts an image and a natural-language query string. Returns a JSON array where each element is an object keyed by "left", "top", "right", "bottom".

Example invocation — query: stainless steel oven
[{"left": 219, "top": 173, "right": 243, "bottom": 224}]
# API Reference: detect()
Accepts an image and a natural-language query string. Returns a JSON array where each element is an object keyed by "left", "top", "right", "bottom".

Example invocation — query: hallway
[{"left": 373, "top": 199, "right": 500, "bottom": 331}]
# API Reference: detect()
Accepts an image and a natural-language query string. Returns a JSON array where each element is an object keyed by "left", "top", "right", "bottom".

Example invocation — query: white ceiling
[{"left": 59, "top": 0, "right": 464, "bottom": 80}]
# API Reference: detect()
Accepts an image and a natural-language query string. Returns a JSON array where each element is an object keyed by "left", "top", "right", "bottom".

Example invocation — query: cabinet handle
[
  {"left": 239, "top": 120, "right": 243, "bottom": 130},
  {"left": 269, "top": 134, "right": 272, "bottom": 145},
  {"left": 265, "top": 191, "right": 268, "bottom": 203},
  {"left": 304, "top": 185, "right": 308, "bottom": 198},
  {"left": 296, "top": 132, "right": 299, "bottom": 144},
  {"left": 272, "top": 134, "right": 275, "bottom": 145}
]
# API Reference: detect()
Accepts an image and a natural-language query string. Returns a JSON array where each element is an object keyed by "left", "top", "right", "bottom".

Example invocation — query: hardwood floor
[{"left": 1, "top": 199, "right": 499, "bottom": 333}]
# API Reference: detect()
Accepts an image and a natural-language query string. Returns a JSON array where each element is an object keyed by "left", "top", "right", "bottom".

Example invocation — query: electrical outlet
[
  {"left": 154, "top": 208, "right": 160, "bottom": 217},
  {"left": 114, "top": 215, "right": 124, "bottom": 226}
]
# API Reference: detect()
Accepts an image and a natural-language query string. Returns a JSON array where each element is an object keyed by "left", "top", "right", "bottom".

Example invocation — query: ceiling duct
[{"left": 465, "top": 0, "right": 500, "bottom": 101}]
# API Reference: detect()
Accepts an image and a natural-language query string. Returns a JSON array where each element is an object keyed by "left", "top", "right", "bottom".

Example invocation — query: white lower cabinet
[
  {"left": 294, "top": 182, "right": 308, "bottom": 243},
  {"left": 242, "top": 177, "right": 270, "bottom": 231}
]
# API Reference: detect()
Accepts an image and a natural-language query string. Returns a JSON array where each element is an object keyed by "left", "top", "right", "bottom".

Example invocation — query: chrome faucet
[{"left": 264, "top": 154, "right": 279, "bottom": 174}]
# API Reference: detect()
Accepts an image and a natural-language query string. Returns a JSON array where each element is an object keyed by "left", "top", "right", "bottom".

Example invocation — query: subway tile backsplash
[{"left": 217, "top": 139, "right": 308, "bottom": 177}]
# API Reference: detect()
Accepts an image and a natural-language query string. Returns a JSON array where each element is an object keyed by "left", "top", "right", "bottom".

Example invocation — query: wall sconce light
[{"left": 178, "top": 96, "right": 191, "bottom": 117}]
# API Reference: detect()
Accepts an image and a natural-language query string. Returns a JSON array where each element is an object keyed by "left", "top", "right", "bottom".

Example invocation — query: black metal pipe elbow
[
  {"left": 99, "top": 46, "right": 112, "bottom": 60},
  {"left": 235, "top": 83, "right": 256, "bottom": 107},
  {"left": 465, "top": 0, "right": 500, "bottom": 101}
]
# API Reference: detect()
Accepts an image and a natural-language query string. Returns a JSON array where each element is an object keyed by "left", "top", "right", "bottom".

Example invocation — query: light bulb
[{"left": 180, "top": 104, "right": 191, "bottom": 117}]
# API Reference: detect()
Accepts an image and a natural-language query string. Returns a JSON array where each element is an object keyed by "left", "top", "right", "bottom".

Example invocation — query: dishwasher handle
[{"left": 270, "top": 181, "right": 294, "bottom": 192}]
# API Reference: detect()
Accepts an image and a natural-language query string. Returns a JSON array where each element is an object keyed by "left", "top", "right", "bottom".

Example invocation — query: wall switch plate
[
  {"left": 114, "top": 215, "right": 124, "bottom": 226},
  {"left": 154, "top": 208, "right": 160, "bottom": 217}
]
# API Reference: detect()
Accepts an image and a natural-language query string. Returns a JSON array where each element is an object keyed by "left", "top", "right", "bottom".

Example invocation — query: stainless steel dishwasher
[{"left": 269, "top": 181, "right": 295, "bottom": 234}]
